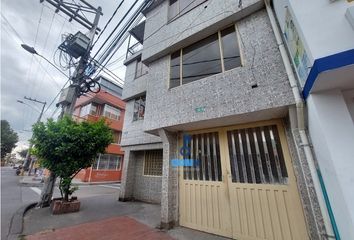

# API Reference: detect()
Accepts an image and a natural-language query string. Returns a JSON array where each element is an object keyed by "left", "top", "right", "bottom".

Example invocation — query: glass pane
[
  {"left": 168, "top": 0, "right": 178, "bottom": 20},
  {"left": 104, "top": 105, "right": 120, "bottom": 120},
  {"left": 108, "top": 155, "right": 118, "bottom": 169},
  {"left": 135, "top": 59, "right": 143, "bottom": 78},
  {"left": 170, "top": 51, "right": 181, "bottom": 88},
  {"left": 180, "top": 0, "right": 191, "bottom": 15},
  {"left": 221, "top": 26, "right": 241, "bottom": 71},
  {"left": 182, "top": 33, "right": 222, "bottom": 84},
  {"left": 98, "top": 154, "right": 109, "bottom": 170}
]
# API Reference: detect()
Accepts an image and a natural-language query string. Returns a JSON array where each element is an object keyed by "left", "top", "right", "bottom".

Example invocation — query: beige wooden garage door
[{"left": 179, "top": 120, "right": 309, "bottom": 240}]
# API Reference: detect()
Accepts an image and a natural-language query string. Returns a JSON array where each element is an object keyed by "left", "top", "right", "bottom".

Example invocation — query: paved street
[
  {"left": 1, "top": 166, "right": 121, "bottom": 240},
  {"left": 1, "top": 167, "right": 39, "bottom": 240}
]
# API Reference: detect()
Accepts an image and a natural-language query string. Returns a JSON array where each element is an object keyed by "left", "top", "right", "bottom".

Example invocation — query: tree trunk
[{"left": 37, "top": 171, "right": 56, "bottom": 208}]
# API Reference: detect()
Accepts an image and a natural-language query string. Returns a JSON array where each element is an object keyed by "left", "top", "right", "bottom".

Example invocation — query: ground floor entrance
[{"left": 179, "top": 120, "right": 309, "bottom": 240}]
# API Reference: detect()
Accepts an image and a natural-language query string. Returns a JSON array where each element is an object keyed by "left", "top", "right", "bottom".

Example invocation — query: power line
[
  {"left": 43, "top": 78, "right": 71, "bottom": 115},
  {"left": 31, "top": 12, "right": 57, "bottom": 100},
  {"left": 93, "top": 0, "right": 140, "bottom": 61},
  {"left": 0, "top": 13, "right": 25, "bottom": 43},
  {"left": 91, "top": 0, "right": 125, "bottom": 49}
]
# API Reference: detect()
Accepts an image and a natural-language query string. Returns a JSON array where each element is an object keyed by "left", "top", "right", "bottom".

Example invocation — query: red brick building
[{"left": 73, "top": 76, "right": 125, "bottom": 183}]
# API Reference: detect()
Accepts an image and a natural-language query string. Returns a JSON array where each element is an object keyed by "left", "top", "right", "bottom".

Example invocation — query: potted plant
[{"left": 31, "top": 116, "right": 113, "bottom": 214}]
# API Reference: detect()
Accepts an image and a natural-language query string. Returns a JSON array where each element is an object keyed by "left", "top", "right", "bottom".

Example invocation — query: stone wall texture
[
  {"left": 143, "top": 9, "right": 295, "bottom": 132},
  {"left": 133, "top": 150, "right": 162, "bottom": 204}
]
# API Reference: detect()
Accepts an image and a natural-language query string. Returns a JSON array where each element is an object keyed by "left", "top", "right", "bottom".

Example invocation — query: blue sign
[{"left": 171, "top": 134, "right": 200, "bottom": 167}]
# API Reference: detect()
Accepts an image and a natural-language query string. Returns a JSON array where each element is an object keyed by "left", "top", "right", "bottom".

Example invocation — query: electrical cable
[
  {"left": 91, "top": 0, "right": 125, "bottom": 49},
  {"left": 43, "top": 78, "right": 71, "bottom": 115},
  {"left": 92, "top": 0, "right": 140, "bottom": 61}
]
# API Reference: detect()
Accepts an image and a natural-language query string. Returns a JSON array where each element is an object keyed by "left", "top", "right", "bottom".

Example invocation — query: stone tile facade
[
  {"left": 119, "top": 0, "right": 326, "bottom": 238},
  {"left": 143, "top": 9, "right": 295, "bottom": 132}
]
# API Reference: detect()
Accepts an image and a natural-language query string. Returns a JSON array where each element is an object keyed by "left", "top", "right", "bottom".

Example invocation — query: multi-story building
[
  {"left": 272, "top": 1, "right": 354, "bottom": 239},
  {"left": 73, "top": 76, "right": 125, "bottom": 183},
  {"left": 119, "top": 0, "right": 338, "bottom": 239}
]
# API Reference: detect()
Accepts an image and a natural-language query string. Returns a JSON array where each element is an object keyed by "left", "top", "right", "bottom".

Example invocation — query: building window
[
  {"left": 80, "top": 103, "right": 98, "bottom": 117},
  {"left": 93, "top": 154, "right": 122, "bottom": 170},
  {"left": 103, "top": 104, "right": 121, "bottom": 120},
  {"left": 112, "top": 131, "right": 122, "bottom": 144},
  {"left": 169, "top": 25, "right": 241, "bottom": 88},
  {"left": 143, "top": 150, "right": 163, "bottom": 176},
  {"left": 133, "top": 96, "right": 145, "bottom": 121},
  {"left": 135, "top": 57, "right": 148, "bottom": 79},
  {"left": 168, "top": 0, "right": 207, "bottom": 21}
]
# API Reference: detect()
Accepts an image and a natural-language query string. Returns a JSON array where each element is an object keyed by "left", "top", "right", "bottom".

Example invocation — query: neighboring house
[
  {"left": 273, "top": 1, "right": 354, "bottom": 239},
  {"left": 73, "top": 76, "right": 125, "bottom": 183},
  {"left": 118, "top": 0, "right": 340, "bottom": 239}
]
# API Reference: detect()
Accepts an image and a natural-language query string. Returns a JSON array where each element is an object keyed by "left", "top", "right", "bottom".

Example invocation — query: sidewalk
[
  {"left": 22, "top": 194, "right": 229, "bottom": 240},
  {"left": 19, "top": 175, "right": 120, "bottom": 187}
]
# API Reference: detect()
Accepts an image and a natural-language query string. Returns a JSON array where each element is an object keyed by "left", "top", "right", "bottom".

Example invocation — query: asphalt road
[
  {"left": 1, "top": 166, "right": 120, "bottom": 240},
  {"left": 1, "top": 167, "right": 39, "bottom": 240}
]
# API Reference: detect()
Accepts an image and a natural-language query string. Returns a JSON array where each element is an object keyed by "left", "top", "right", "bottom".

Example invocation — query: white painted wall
[
  {"left": 273, "top": 0, "right": 354, "bottom": 61},
  {"left": 343, "top": 89, "right": 354, "bottom": 124},
  {"left": 307, "top": 90, "right": 354, "bottom": 240}
]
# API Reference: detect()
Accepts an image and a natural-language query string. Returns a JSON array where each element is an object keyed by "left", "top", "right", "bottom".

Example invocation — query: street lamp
[
  {"left": 17, "top": 98, "right": 46, "bottom": 175},
  {"left": 21, "top": 44, "right": 69, "bottom": 78},
  {"left": 17, "top": 100, "right": 41, "bottom": 114}
]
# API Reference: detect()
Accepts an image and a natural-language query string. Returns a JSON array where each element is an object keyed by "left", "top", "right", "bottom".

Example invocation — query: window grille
[
  {"left": 183, "top": 132, "right": 222, "bottom": 181},
  {"left": 143, "top": 150, "right": 163, "bottom": 176},
  {"left": 227, "top": 125, "right": 288, "bottom": 184}
]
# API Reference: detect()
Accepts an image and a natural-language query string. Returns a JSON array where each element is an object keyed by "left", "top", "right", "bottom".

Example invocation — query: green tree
[
  {"left": 1, "top": 120, "right": 19, "bottom": 159},
  {"left": 31, "top": 116, "right": 112, "bottom": 201}
]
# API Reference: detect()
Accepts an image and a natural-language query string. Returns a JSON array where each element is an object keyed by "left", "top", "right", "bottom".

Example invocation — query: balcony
[{"left": 126, "top": 21, "right": 145, "bottom": 59}]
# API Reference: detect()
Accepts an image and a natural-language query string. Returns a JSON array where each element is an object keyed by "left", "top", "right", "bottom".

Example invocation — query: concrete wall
[
  {"left": 143, "top": 9, "right": 295, "bottom": 132},
  {"left": 307, "top": 90, "right": 354, "bottom": 240},
  {"left": 122, "top": 53, "right": 148, "bottom": 101},
  {"left": 273, "top": 0, "right": 354, "bottom": 61},
  {"left": 133, "top": 151, "right": 162, "bottom": 203},
  {"left": 143, "top": 0, "right": 263, "bottom": 62},
  {"left": 120, "top": 99, "right": 161, "bottom": 147}
]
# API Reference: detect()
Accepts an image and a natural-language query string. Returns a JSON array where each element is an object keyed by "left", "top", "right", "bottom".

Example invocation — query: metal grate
[
  {"left": 183, "top": 132, "right": 222, "bottom": 181},
  {"left": 227, "top": 125, "right": 288, "bottom": 184},
  {"left": 143, "top": 150, "right": 163, "bottom": 176}
]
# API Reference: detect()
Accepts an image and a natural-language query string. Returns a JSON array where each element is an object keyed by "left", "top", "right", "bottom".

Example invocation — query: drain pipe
[{"left": 264, "top": 1, "right": 336, "bottom": 239}]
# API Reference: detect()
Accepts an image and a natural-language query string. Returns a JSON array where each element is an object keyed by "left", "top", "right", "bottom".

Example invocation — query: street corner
[{"left": 24, "top": 216, "right": 175, "bottom": 240}]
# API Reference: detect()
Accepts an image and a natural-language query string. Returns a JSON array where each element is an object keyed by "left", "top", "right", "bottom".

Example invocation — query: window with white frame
[
  {"left": 103, "top": 104, "right": 121, "bottom": 120},
  {"left": 92, "top": 154, "right": 122, "bottom": 170},
  {"left": 143, "top": 150, "right": 163, "bottom": 176},
  {"left": 80, "top": 103, "right": 98, "bottom": 117},
  {"left": 168, "top": 0, "right": 207, "bottom": 21},
  {"left": 170, "top": 25, "right": 241, "bottom": 88},
  {"left": 133, "top": 96, "right": 145, "bottom": 121}
]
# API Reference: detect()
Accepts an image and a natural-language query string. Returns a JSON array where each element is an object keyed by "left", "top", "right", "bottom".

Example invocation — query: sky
[{"left": 1, "top": 0, "right": 142, "bottom": 152}]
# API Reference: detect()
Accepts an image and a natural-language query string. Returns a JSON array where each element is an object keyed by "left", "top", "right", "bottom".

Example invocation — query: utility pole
[
  {"left": 19, "top": 97, "right": 46, "bottom": 174},
  {"left": 37, "top": 0, "right": 102, "bottom": 208}
]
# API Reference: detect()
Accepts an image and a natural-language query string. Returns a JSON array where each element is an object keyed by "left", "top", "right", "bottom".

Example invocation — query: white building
[{"left": 273, "top": 1, "right": 354, "bottom": 239}]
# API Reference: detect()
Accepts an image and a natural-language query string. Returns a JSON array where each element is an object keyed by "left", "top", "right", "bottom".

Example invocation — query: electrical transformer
[{"left": 58, "top": 32, "right": 90, "bottom": 59}]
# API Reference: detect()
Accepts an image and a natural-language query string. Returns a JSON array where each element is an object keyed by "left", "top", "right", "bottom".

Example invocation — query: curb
[{"left": 7, "top": 202, "right": 37, "bottom": 240}]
